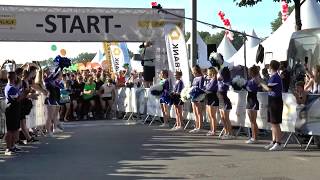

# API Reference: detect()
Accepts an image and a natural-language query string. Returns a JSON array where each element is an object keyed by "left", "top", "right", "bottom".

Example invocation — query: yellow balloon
[{"left": 60, "top": 49, "right": 66, "bottom": 56}]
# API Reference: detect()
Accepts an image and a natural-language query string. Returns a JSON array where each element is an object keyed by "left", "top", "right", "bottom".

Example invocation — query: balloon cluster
[
  {"left": 53, "top": 55, "right": 72, "bottom": 72},
  {"left": 218, "top": 11, "right": 233, "bottom": 41},
  {"left": 281, "top": 0, "right": 289, "bottom": 23}
]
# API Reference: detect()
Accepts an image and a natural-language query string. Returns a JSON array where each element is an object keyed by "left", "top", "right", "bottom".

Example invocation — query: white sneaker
[
  {"left": 269, "top": 143, "right": 283, "bottom": 151},
  {"left": 88, "top": 112, "right": 93, "bottom": 118},
  {"left": 160, "top": 123, "right": 169, "bottom": 128},
  {"left": 189, "top": 128, "right": 200, "bottom": 133},
  {"left": 206, "top": 131, "right": 215, "bottom": 136},
  {"left": 73, "top": 112, "right": 77, "bottom": 117},
  {"left": 53, "top": 128, "right": 63, "bottom": 133},
  {"left": 170, "top": 126, "right": 178, "bottom": 131},
  {"left": 112, "top": 117, "right": 117, "bottom": 120},
  {"left": 264, "top": 142, "right": 275, "bottom": 150},
  {"left": 4, "top": 149, "right": 14, "bottom": 156},
  {"left": 174, "top": 127, "right": 183, "bottom": 131},
  {"left": 221, "top": 134, "right": 233, "bottom": 140},
  {"left": 246, "top": 138, "right": 258, "bottom": 144}
]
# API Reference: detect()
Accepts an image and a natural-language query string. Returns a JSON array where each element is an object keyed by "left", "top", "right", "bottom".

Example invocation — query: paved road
[{"left": 1, "top": 120, "right": 320, "bottom": 180}]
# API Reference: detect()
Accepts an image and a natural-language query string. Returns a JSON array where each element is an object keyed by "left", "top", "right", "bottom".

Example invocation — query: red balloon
[{"left": 151, "top": 2, "right": 157, "bottom": 7}]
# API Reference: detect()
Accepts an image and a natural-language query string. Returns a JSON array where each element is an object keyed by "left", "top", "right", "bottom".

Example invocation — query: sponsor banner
[
  {"left": 0, "top": 5, "right": 184, "bottom": 42},
  {"left": 110, "top": 43, "right": 125, "bottom": 73},
  {"left": 164, "top": 24, "right": 191, "bottom": 119},
  {"left": 120, "top": 42, "right": 130, "bottom": 65},
  {"left": 102, "top": 42, "right": 113, "bottom": 72},
  {"left": 164, "top": 24, "right": 190, "bottom": 88}
]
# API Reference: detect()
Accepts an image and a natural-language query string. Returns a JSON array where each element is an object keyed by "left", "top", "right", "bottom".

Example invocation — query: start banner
[{"left": 0, "top": 5, "right": 184, "bottom": 42}]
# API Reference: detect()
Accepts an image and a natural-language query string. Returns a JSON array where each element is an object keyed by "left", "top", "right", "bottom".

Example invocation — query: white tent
[
  {"left": 187, "top": 33, "right": 211, "bottom": 69},
  {"left": 254, "top": 0, "right": 320, "bottom": 65},
  {"left": 217, "top": 35, "right": 237, "bottom": 67},
  {"left": 226, "top": 30, "right": 261, "bottom": 67},
  {"left": 91, "top": 49, "right": 105, "bottom": 64}
]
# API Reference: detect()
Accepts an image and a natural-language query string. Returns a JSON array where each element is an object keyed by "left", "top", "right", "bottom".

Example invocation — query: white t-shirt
[{"left": 101, "top": 83, "right": 115, "bottom": 98}]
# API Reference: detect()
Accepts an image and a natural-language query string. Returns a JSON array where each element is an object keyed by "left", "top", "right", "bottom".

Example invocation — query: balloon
[
  {"left": 51, "top": 45, "right": 57, "bottom": 51},
  {"left": 60, "top": 49, "right": 67, "bottom": 56}
]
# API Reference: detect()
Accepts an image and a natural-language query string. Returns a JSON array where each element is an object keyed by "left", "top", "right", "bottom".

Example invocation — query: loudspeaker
[{"left": 207, "top": 44, "right": 217, "bottom": 59}]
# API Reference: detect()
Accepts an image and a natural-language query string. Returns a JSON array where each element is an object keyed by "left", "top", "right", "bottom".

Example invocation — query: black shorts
[
  {"left": 171, "top": 94, "right": 184, "bottom": 106},
  {"left": 143, "top": 66, "right": 155, "bottom": 82},
  {"left": 20, "top": 99, "right": 33, "bottom": 120},
  {"left": 246, "top": 92, "right": 259, "bottom": 110},
  {"left": 102, "top": 97, "right": 112, "bottom": 101},
  {"left": 268, "top": 96, "right": 283, "bottom": 124},
  {"left": 5, "top": 103, "right": 21, "bottom": 131},
  {"left": 218, "top": 92, "right": 232, "bottom": 110},
  {"left": 206, "top": 93, "right": 219, "bottom": 107}
]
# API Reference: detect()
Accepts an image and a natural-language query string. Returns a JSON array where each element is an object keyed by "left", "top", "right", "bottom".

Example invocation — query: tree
[
  {"left": 71, "top": 52, "right": 96, "bottom": 64},
  {"left": 270, "top": 5, "right": 294, "bottom": 32},
  {"left": 234, "top": 0, "right": 319, "bottom": 31}
]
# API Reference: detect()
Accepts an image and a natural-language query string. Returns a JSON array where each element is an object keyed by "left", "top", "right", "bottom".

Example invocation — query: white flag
[
  {"left": 110, "top": 43, "right": 125, "bottom": 73},
  {"left": 164, "top": 24, "right": 191, "bottom": 87}
]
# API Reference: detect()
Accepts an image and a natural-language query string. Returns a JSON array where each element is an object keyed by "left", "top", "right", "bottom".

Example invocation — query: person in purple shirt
[
  {"left": 170, "top": 71, "right": 184, "bottom": 131},
  {"left": 217, "top": 67, "right": 233, "bottom": 139},
  {"left": 189, "top": 65, "right": 204, "bottom": 133},
  {"left": 259, "top": 60, "right": 283, "bottom": 151},
  {"left": 245, "top": 66, "right": 261, "bottom": 144},
  {"left": 159, "top": 70, "right": 170, "bottom": 128},
  {"left": 205, "top": 68, "right": 219, "bottom": 136}
]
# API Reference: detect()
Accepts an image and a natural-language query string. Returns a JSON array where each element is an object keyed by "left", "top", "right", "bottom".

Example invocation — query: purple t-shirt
[
  {"left": 205, "top": 79, "right": 218, "bottom": 92},
  {"left": 192, "top": 76, "right": 205, "bottom": 89},
  {"left": 218, "top": 80, "right": 230, "bottom": 93},
  {"left": 246, "top": 79, "right": 259, "bottom": 93},
  {"left": 174, "top": 80, "right": 184, "bottom": 94},
  {"left": 161, "top": 79, "right": 170, "bottom": 97},
  {"left": 5, "top": 84, "right": 19, "bottom": 104},
  {"left": 268, "top": 73, "right": 283, "bottom": 97}
]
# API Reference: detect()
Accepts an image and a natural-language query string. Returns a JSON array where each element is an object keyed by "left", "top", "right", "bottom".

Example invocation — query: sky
[{"left": 0, "top": 0, "right": 291, "bottom": 63}]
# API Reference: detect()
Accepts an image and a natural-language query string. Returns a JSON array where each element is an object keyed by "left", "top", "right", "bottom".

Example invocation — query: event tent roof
[
  {"left": 225, "top": 30, "right": 261, "bottom": 67},
  {"left": 187, "top": 33, "right": 211, "bottom": 69},
  {"left": 218, "top": 35, "right": 237, "bottom": 66},
  {"left": 251, "top": 0, "right": 320, "bottom": 66}
]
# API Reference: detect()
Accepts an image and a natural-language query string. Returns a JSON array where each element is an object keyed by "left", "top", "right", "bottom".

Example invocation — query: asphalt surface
[{"left": 1, "top": 120, "right": 320, "bottom": 180}]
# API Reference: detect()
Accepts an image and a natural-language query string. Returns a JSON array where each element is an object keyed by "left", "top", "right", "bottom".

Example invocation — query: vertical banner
[
  {"left": 120, "top": 42, "right": 130, "bottom": 65},
  {"left": 164, "top": 24, "right": 190, "bottom": 87},
  {"left": 102, "top": 42, "right": 113, "bottom": 72},
  {"left": 164, "top": 24, "right": 191, "bottom": 119},
  {"left": 110, "top": 42, "right": 125, "bottom": 74}
]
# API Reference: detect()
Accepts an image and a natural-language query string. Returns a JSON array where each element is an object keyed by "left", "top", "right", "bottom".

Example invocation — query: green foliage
[
  {"left": 71, "top": 52, "right": 96, "bottom": 64},
  {"left": 271, "top": 6, "right": 294, "bottom": 32}
]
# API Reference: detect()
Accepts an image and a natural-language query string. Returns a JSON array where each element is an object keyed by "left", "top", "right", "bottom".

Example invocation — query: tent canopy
[{"left": 218, "top": 34, "right": 237, "bottom": 67}]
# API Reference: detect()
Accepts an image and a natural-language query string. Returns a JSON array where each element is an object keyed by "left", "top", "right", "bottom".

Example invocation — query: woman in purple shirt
[
  {"left": 205, "top": 68, "right": 219, "bottom": 136},
  {"left": 218, "top": 67, "right": 233, "bottom": 139},
  {"left": 171, "top": 71, "right": 184, "bottom": 131},
  {"left": 259, "top": 60, "right": 283, "bottom": 151},
  {"left": 159, "top": 70, "right": 170, "bottom": 128},
  {"left": 189, "top": 65, "right": 205, "bottom": 133},
  {"left": 245, "top": 66, "right": 261, "bottom": 144}
]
